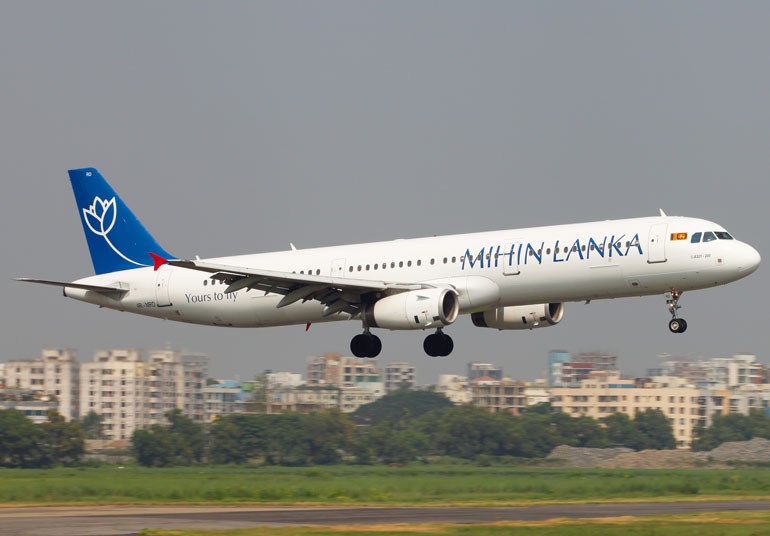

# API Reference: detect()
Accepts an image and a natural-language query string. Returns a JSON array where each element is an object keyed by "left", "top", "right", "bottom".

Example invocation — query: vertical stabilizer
[{"left": 69, "top": 168, "right": 175, "bottom": 274}]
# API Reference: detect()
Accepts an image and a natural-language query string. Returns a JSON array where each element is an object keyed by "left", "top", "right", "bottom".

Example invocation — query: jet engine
[
  {"left": 471, "top": 303, "right": 564, "bottom": 330},
  {"left": 364, "top": 287, "right": 460, "bottom": 330}
]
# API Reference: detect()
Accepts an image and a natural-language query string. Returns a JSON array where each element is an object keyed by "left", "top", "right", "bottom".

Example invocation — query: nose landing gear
[
  {"left": 424, "top": 329, "right": 454, "bottom": 357},
  {"left": 350, "top": 329, "right": 382, "bottom": 358},
  {"left": 666, "top": 290, "right": 688, "bottom": 333}
]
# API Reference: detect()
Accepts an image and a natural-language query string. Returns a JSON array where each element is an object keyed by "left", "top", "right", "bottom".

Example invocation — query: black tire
[
  {"left": 669, "top": 319, "right": 682, "bottom": 333},
  {"left": 677, "top": 319, "right": 688, "bottom": 333},
  {"left": 439, "top": 334, "right": 454, "bottom": 357},
  {"left": 350, "top": 334, "right": 370, "bottom": 357},
  {"left": 423, "top": 334, "right": 439, "bottom": 357},
  {"left": 367, "top": 334, "right": 382, "bottom": 358}
]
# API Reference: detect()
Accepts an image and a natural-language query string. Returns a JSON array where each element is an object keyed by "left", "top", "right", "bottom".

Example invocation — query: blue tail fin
[{"left": 69, "top": 168, "right": 175, "bottom": 274}]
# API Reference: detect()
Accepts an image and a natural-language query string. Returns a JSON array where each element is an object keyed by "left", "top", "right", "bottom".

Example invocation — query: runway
[{"left": 1, "top": 501, "right": 769, "bottom": 536}]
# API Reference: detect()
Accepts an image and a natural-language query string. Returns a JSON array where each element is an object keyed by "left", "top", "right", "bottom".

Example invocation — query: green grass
[
  {"left": 2, "top": 464, "right": 770, "bottom": 505},
  {"left": 141, "top": 513, "right": 770, "bottom": 536}
]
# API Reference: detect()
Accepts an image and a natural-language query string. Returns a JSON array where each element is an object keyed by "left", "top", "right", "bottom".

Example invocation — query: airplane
[{"left": 18, "top": 168, "right": 761, "bottom": 358}]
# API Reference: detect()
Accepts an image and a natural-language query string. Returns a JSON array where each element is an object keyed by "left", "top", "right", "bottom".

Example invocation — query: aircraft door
[
  {"left": 155, "top": 266, "right": 173, "bottom": 306},
  {"left": 647, "top": 224, "right": 668, "bottom": 264},
  {"left": 332, "top": 258, "right": 346, "bottom": 278},
  {"left": 502, "top": 242, "right": 521, "bottom": 275}
]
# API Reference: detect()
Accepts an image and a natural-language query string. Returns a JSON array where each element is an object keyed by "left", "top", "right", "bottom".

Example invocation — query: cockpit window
[
  {"left": 691, "top": 232, "right": 702, "bottom": 243},
  {"left": 715, "top": 232, "right": 734, "bottom": 240},
  {"left": 703, "top": 231, "right": 717, "bottom": 243}
]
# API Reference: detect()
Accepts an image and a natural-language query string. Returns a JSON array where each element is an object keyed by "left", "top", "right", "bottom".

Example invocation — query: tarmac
[{"left": 1, "top": 501, "right": 770, "bottom": 535}]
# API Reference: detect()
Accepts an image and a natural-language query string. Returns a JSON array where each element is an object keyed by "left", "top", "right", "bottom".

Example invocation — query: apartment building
[
  {"left": 79, "top": 349, "right": 207, "bottom": 440},
  {"left": 204, "top": 380, "right": 246, "bottom": 423},
  {"left": 4, "top": 348, "right": 80, "bottom": 420},
  {"left": 471, "top": 377, "right": 527, "bottom": 414},
  {"left": 384, "top": 363, "right": 416, "bottom": 392},
  {"left": 550, "top": 373, "right": 705, "bottom": 448},
  {"left": 468, "top": 362, "right": 503, "bottom": 381},
  {"left": 549, "top": 352, "right": 619, "bottom": 387},
  {"left": 307, "top": 354, "right": 381, "bottom": 387},
  {"left": 436, "top": 374, "right": 472, "bottom": 405}
]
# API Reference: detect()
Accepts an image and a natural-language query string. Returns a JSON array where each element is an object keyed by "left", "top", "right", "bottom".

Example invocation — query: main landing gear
[
  {"left": 349, "top": 328, "right": 455, "bottom": 358},
  {"left": 350, "top": 330, "right": 382, "bottom": 358},
  {"left": 423, "top": 329, "right": 454, "bottom": 357},
  {"left": 666, "top": 290, "right": 688, "bottom": 334}
]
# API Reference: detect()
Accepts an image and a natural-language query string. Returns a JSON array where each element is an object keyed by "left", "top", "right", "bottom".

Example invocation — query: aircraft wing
[{"left": 168, "top": 259, "right": 427, "bottom": 317}]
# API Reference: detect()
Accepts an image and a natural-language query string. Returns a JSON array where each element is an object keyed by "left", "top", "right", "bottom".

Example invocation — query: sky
[{"left": 1, "top": 2, "right": 768, "bottom": 384}]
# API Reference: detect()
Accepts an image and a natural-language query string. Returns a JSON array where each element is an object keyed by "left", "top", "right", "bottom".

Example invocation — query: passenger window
[
  {"left": 407, "top": 260, "right": 412, "bottom": 267},
  {"left": 430, "top": 258, "right": 435, "bottom": 265},
  {"left": 703, "top": 232, "right": 717, "bottom": 243},
  {"left": 715, "top": 232, "right": 734, "bottom": 240},
  {"left": 443, "top": 257, "right": 448, "bottom": 264},
  {"left": 691, "top": 232, "right": 702, "bottom": 243},
  {"left": 417, "top": 259, "right": 421, "bottom": 266},
  {"left": 366, "top": 264, "right": 370, "bottom": 270},
  {"left": 399, "top": 261, "right": 404, "bottom": 268},
  {"left": 349, "top": 266, "right": 353, "bottom": 272},
  {"left": 564, "top": 247, "right": 568, "bottom": 253},
  {"left": 373, "top": 264, "right": 378, "bottom": 270},
  {"left": 391, "top": 262, "right": 395, "bottom": 268},
  {"left": 546, "top": 248, "right": 551, "bottom": 255},
  {"left": 452, "top": 256, "right": 457, "bottom": 263},
  {"left": 316, "top": 269, "right": 320, "bottom": 275}
]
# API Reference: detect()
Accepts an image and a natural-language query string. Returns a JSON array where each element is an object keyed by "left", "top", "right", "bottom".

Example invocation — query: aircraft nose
[{"left": 738, "top": 243, "right": 761, "bottom": 274}]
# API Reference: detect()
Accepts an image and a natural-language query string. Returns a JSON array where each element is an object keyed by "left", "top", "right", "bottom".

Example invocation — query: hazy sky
[{"left": 2, "top": 2, "right": 768, "bottom": 384}]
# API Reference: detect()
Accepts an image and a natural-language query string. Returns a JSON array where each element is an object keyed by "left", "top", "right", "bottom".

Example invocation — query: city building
[
  {"left": 204, "top": 380, "right": 247, "bottom": 423},
  {"left": 307, "top": 354, "right": 381, "bottom": 387},
  {"left": 550, "top": 372, "right": 705, "bottom": 448},
  {"left": 436, "top": 374, "right": 472, "bottom": 405},
  {"left": 471, "top": 377, "right": 526, "bottom": 414},
  {"left": 650, "top": 354, "right": 766, "bottom": 390},
  {"left": 79, "top": 349, "right": 207, "bottom": 440},
  {"left": 0, "top": 363, "right": 5, "bottom": 388},
  {"left": 467, "top": 362, "right": 503, "bottom": 381},
  {"left": 549, "top": 352, "right": 618, "bottom": 387},
  {"left": 265, "top": 371, "right": 304, "bottom": 389},
  {"left": 384, "top": 363, "right": 416, "bottom": 392},
  {"left": 0, "top": 391, "right": 59, "bottom": 424},
  {"left": 4, "top": 348, "right": 80, "bottom": 420},
  {"left": 524, "top": 379, "right": 551, "bottom": 407},
  {"left": 307, "top": 353, "right": 344, "bottom": 384}
]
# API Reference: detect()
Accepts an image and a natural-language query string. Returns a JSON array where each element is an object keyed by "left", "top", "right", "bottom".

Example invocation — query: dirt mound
[
  {"left": 707, "top": 437, "right": 770, "bottom": 462},
  {"left": 546, "top": 445, "right": 633, "bottom": 467},
  {"left": 598, "top": 449, "right": 714, "bottom": 469}
]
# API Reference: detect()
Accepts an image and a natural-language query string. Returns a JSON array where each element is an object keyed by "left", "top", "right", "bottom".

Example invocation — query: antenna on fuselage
[{"left": 659, "top": 208, "right": 667, "bottom": 217}]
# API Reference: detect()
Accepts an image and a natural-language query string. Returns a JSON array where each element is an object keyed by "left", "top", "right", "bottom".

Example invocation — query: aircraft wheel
[
  {"left": 423, "top": 333, "right": 440, "bottom": 357},
  {"left": 351, "top": 334, "right": 370, "bottom": 357},
  {"left": 438, "top": 333, "right": 454, "bottom": 357},
  {"left": 677, "top": 318, "right": 688, "bottom": 333},
  {"left": 669, "top": 319, "right": 684, "bottom": 334},
  {"left": 367, "top": 334, "right": 382, "bottom": 358}
]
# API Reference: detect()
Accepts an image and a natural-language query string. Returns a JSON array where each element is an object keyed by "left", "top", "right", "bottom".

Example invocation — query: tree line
[
  {"left": 131, "top": 393, "right": 680, "bottom": 466},
  {"left": 0, "top": 409, "right": 84, "bottom": 468},
  {"left": 4, "top": 392, "right": 770, "bottom": 468}
]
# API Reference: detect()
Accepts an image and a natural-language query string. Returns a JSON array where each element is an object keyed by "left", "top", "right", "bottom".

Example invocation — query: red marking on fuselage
[{"left": 148, "top": 252, "right": 168, "bottom": 271}]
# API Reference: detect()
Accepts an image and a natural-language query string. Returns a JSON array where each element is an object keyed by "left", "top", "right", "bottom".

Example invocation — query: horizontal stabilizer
[{"left": 15, "top": 278, "right": 128, "bottom": 294}]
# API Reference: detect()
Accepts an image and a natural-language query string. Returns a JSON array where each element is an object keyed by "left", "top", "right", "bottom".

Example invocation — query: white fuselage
[{"left": 64, "top": 215, "right": 760, "bottom": 329}]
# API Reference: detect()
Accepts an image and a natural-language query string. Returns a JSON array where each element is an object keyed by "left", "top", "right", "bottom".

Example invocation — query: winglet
[{"left": 148, "top": 252, "right": 168, "bottom": 271}]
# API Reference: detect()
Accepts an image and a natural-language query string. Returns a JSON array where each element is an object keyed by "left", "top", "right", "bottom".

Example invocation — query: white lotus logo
[
  {"left": 83, "top": 197, "right": 117, "bottom": 237},
  {"left": 82, "top": 196, "right": 149, "bottom": 267}
]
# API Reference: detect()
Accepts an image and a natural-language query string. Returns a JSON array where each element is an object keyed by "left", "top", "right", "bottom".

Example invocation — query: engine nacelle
[
  {"left": 365, "top": 287, "right": 460, "bottom": 330},
  {"left": 471, "top": 303, "right": 564, "bottom": 330}
]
